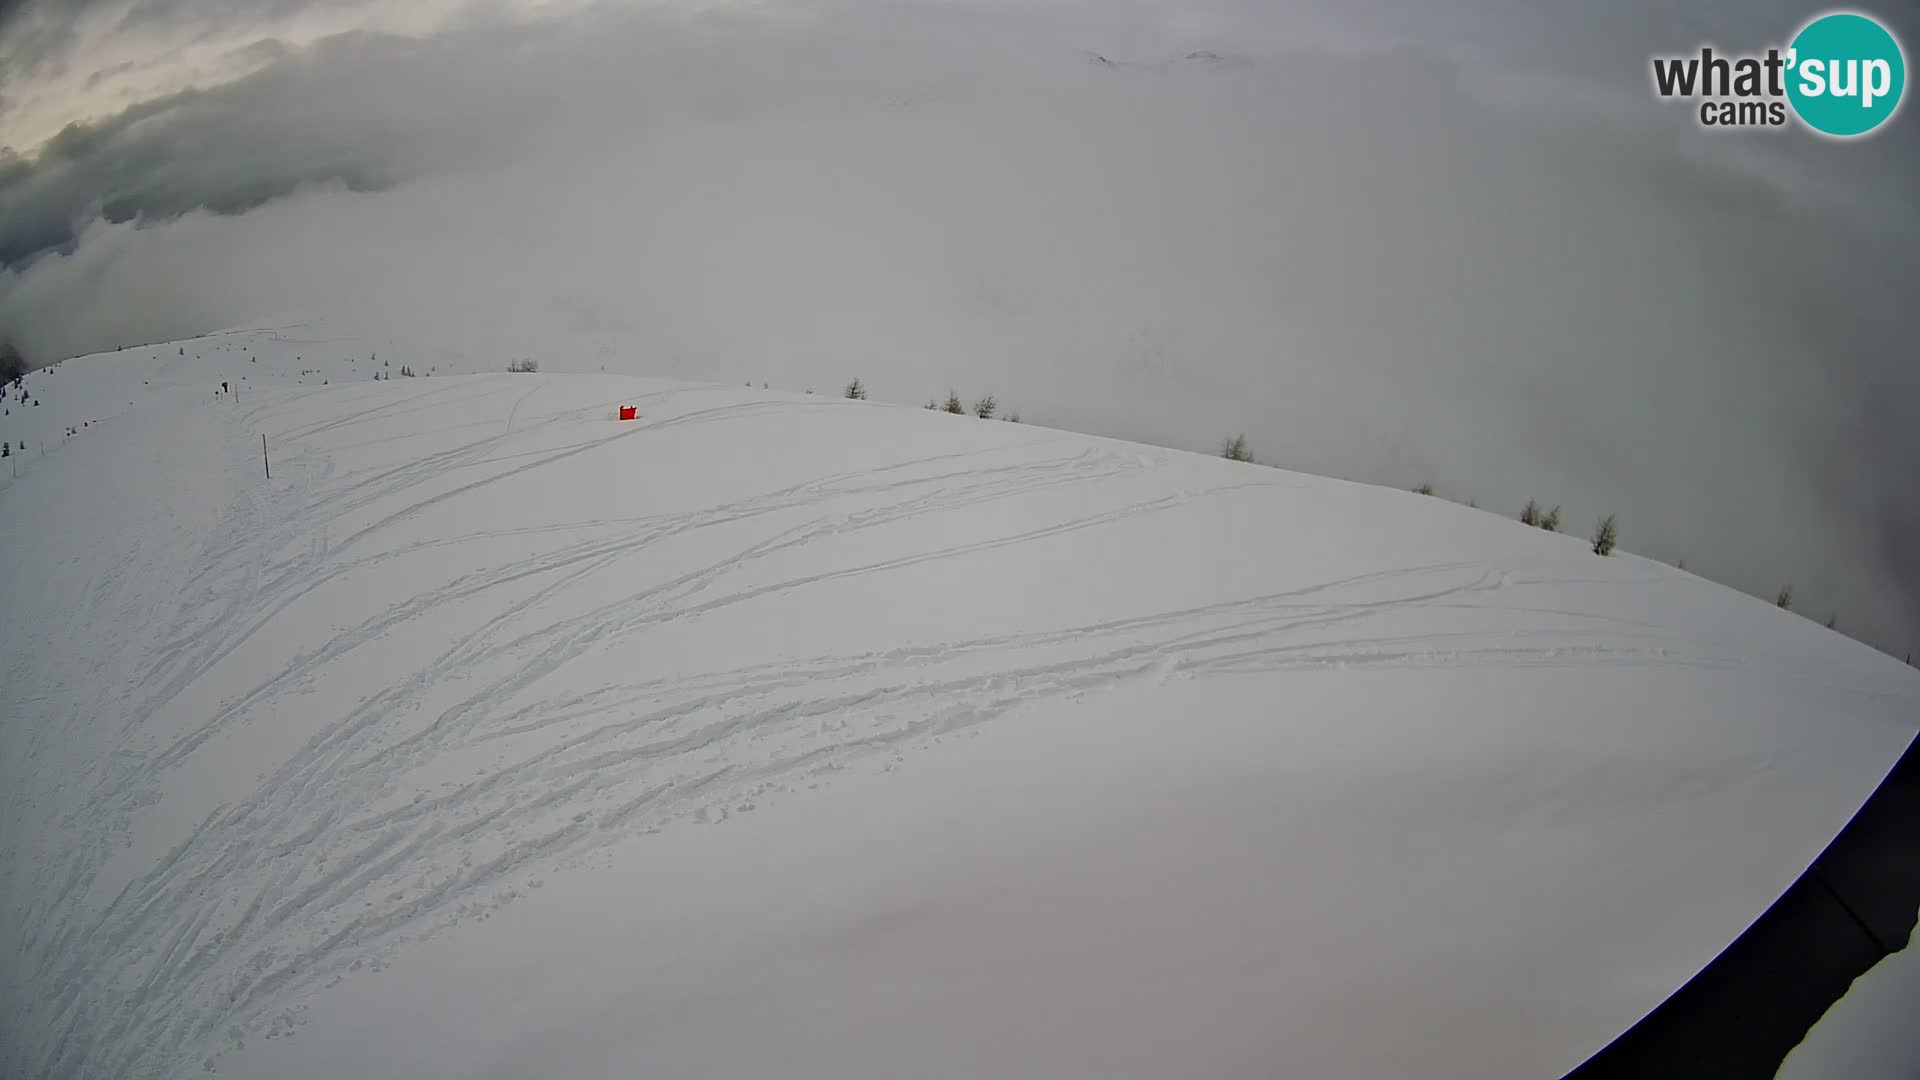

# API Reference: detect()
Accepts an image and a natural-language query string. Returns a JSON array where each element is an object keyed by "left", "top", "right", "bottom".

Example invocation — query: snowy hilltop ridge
[{"left": 1, "top": 326, "right": 1915, "bottom": 1079}]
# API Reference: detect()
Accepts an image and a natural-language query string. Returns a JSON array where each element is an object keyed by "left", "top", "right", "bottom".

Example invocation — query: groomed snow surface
[{"left": 2, "top": 326, "right": 1916, "bottom": 1079}]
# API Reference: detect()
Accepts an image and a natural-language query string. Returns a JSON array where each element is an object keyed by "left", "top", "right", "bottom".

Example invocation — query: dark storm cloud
[
  {"left": 0, "top": 25, "right": 504, "bottom": 268},
  {"left": 0, "top": 0, "right": 322, "bottom": 79},
  {"left": 0, "top": 0, "right": 1032, "bottom": 270},
  {"left": 114, "top": 0, "right": 320, "bottom": 35},
  {"left": 0, "top": 0, "right": 89, "bottom": 80}
]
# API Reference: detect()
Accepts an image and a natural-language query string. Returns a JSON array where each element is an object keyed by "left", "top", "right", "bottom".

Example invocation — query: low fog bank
[{"left": 1, "top": 4, "right": 1915, "bottom": 653}]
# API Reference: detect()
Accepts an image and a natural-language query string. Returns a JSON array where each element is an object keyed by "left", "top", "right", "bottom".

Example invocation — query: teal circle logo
[{"left": 1787, "top": 12, "right": 1906, "bottom": 137}]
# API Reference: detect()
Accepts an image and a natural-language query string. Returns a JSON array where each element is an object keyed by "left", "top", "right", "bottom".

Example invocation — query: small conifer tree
[{"left": 1592, "top": 514, "right": 1618, "bottom": 556}]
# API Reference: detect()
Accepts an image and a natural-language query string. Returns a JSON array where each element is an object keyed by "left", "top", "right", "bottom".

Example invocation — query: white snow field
[{"left": 2, "top": 325, "right": 1916, "bottom": 1079}]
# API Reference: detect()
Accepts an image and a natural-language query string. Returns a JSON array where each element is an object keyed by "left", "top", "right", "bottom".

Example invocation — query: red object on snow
[{"left": 618, "top": 406, "right": 637, "bottom": 421}]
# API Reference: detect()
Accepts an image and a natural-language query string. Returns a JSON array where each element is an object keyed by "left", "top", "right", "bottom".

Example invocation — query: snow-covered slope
[{"left": 2, "top": 326, "right": 1916, "bottom": 1079}]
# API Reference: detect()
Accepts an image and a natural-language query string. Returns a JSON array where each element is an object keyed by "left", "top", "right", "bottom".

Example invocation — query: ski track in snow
[{"left": 0, "top": 348, "right": 1904, "bottom": 1079}]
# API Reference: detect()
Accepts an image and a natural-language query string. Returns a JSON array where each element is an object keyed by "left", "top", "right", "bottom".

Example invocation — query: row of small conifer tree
[{"left": 837, "top": 377, "right": 1020, "bottom": 423}]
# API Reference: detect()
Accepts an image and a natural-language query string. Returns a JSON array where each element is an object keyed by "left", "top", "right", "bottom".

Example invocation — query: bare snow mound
[{"left": 2, "top": 330, "right": 1916, "bottom": 1079}]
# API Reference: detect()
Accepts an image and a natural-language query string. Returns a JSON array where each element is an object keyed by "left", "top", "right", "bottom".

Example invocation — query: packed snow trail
[{"left": 1, "top": 332, "right": 1916, "bottom": 1078}]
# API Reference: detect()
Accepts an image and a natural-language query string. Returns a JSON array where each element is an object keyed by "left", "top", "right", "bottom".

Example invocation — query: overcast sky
[{"left": 1, "top": 0, "right": 1917, "bottom": 654}]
